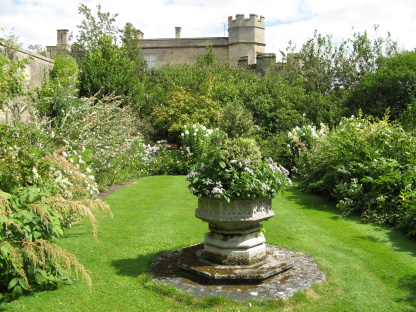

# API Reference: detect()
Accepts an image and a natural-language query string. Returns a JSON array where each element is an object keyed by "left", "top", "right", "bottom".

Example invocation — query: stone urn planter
[{"left": 195, "top": 196, "right": 274, "bottom": 265}]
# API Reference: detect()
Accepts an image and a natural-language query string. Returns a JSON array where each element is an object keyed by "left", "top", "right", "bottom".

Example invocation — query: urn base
[
  {"left": 196, "top": 196, "right": 274, "bottom": 265},
  {"left": 202, "top": 231, "right": 267, "bottom": 265}
]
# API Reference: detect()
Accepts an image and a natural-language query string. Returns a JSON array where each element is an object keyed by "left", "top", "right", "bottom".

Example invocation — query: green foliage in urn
[{"left": 186, "top": 138, "right": 291, "bottom": 201}]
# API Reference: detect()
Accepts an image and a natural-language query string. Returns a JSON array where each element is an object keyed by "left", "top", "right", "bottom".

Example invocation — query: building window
[{"left": 144, "top": 54, "right": 156, "bottom": 68}]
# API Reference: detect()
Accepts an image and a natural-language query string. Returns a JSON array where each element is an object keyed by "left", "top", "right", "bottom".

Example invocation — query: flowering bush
[
  {"left": 181, "top": 124, "right": 223, "bottom": 159},
  {"left": 141, "top": 141, "right": 184, "bottom": 175},
  {"left": 180, "top": 123, "right": 225, "bottom": 171},
  {"left": 296, "top": 114, "right": 416, "bottom": 235},
  {"left": 53, "top": 94, "right": 145, "bottom": 188},
  {"left": 288, "top": 124, "right": 327, "bottom": 157},
  {"left": 0, "top": 123, "right": 110, "bottom": 299},
  {"left": 186, "top": 140, "right": 291, "bottom": 201}
]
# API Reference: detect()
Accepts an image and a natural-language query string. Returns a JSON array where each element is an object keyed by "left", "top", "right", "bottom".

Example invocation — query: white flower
[
  {"left": 244, "top": 167, "right": 254, "bottom": 175},
  {"left": 32, "top": 167, "right": 39, "bottom": 179},
  {"left": 211, "top": 187, "right": 224, "bottom": 194},
  {"left": 186, "top": 170, "right": 198, "bottom": 179}
]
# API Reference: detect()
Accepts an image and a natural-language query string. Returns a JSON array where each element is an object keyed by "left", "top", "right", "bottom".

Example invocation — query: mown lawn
[{"left": 2, "top": 176, "right": 415, "bottom": 311}]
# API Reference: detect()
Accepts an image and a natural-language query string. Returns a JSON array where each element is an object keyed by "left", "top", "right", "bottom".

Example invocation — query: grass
[{"left": 1, "top": 176, "right": 415, "bottom": 311}]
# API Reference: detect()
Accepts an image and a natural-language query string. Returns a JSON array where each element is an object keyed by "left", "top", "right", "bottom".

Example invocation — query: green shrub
[
  {"left": 52, "top": 94, "right": 145, "bottom": 189},
  {"left": 218, "top": 103, "right": 254, "bottom": 138},
  {"left": 37, "top": 55, "right": 79, "bottom": 127},
  {"left": 142, "top": 141, "right": 184, "bottom": 175},
  {"left": 0, "top": 123, "right": 110, "bottom": 300},
  {"left": 150, "top": 87, "right": 221, "bottom": 143},
  {"left": 222, "top": 137, "right": 262, "bottom": 168},
  {"left": 295, "top": 114, "right": 416, "bottom": 235}
]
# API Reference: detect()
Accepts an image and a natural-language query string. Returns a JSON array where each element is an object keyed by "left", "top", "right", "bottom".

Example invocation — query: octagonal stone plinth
[
  {"left": 196, "top": 197, "right": 274, "bottom": 265},
  {"left": 178, "top": 243, "right": 293, "bottom": 284}
]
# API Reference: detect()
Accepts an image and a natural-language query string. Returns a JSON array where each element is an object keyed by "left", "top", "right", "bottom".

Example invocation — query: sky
[{"left": 1, "top": 0, "right": 415, "bottom": 58}]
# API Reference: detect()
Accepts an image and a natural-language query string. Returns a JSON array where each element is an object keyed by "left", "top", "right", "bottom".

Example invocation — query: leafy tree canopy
[
  {"left": 70, "top": 4, "right": 119, "bottom": 64},
  {"left": 78, "top": 34, "right": 142, "bottom": 105},
  {"left": 346, "top": 51, "right": 416, "bottom": 120}
]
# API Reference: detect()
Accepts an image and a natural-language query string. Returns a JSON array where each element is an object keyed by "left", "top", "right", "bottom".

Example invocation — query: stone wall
[
  {"left": 140, "top": 37, "right": 229, "bottom": 67},
  {"left": 0, "top": 41, "right": 54, "bottom": 123},
  {"left": 139, "top": 14, "right": 266, "bottom": 68}
]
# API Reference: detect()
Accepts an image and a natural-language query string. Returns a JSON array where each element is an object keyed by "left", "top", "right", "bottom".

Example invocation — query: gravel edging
[{"left": 96, "top": 178, "right": 138, "bottom": 200}]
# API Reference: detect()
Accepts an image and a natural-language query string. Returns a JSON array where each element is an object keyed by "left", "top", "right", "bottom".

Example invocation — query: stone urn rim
[{"left": 195, "top": 196, "right": 274, "bottom": 223}]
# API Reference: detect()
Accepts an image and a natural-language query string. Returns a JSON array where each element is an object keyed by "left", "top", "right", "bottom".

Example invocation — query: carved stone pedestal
[{"left": 195, "top": 197, "right": 274, "bottom": 265}]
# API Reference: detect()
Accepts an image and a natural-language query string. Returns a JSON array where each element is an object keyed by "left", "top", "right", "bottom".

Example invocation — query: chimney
[
  {"left": 175, "top": 27, "right": 181, "bottom": 38},
  {"left": 57, "top": 29, "right": 69, "bottom": 48},
  {"left": 137, "top": 29, "right": 144, "bottom": 40}
]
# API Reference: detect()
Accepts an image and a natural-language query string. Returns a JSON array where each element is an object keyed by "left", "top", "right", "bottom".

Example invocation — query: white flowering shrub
[
  {"left": 180, "top": 123, "right": 224, "bottom": 159},
  {"left": 288, "top": 124, "right": 327, "bottom": 158},
  {"left": 55, "top": 94, "right": 145, "bottom": 187},
  {"left": 141, "top": 141, "right": 184, "bottom": 175},
  {"left": 296, "top": 114, "right": 416, "bottom": 236},
  {"left": 177, "top": 123, "right": 226, "bottom": 172},
  {"left": 0, "top": 123, "right": 110, "bottom": 299},
  {"left": 186, "top": 138, "right": 291, "bottom": 201}
]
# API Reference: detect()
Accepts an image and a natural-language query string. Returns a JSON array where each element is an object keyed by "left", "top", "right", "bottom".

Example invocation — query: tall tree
[
  {"left": 70, "top": 4, "right": 118, "bottom": 64},
  {"left": 78, "top": 35, "right": 142, "bottom": 106},
  {"left": 120, "top": 22, "right": 146, "bottom": 69},
  {"left": 346, "top": 51, "right": 416, "bottom": 120},
  {"left": 278, "top": 28, "right": 400, "bottom": 96}
]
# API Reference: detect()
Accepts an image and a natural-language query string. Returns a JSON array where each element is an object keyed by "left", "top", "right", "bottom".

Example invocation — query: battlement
[{"left": 228, "top": 14, "right": 265, "bottom": 28}]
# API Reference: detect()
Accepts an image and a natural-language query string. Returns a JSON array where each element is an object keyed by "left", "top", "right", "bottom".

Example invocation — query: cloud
[{"left": 0, "top": 0, "right": 414, "bottom": 54}]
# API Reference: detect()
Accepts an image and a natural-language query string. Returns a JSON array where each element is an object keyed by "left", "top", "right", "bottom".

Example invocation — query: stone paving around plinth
[{"left": 151, "top": 244, "right": 326, "bottom": 301}]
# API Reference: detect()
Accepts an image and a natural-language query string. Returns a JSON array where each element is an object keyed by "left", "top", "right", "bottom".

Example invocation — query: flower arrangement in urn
[
  {"left": 185, "top": 136, "right": 292, "bottom": 265},
  {"left": 186, "top": 137, "right": 291, "bottom": 202}
]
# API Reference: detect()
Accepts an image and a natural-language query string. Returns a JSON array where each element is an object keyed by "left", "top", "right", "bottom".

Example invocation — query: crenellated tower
[{"left": 228, "top": 14, "right": 265, "bottom": 65}]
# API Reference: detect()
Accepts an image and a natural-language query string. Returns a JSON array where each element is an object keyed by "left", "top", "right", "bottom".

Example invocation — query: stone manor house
[
  {"left": 138, "top": 14, "right": 276, "bottom": 68},
  {"left": 46, "top": 14, "right": 277, "bottom": 70}
]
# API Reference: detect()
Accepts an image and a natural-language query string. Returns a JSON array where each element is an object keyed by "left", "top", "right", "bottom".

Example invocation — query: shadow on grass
[
  {"left": 350, "top": 235, "right": 389, "bottom": 244},
  {"left": 111, "top": 251, "right": 168, "bottom": 277},
  {"left": 397, "top": 275, "right": 416, "bottom": 309},
  {"left": 285, "top": 185, "right": 416, "bottom": 255},
  {"left": 285, "top": 185, "right": 347, "bottom": 217}
]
